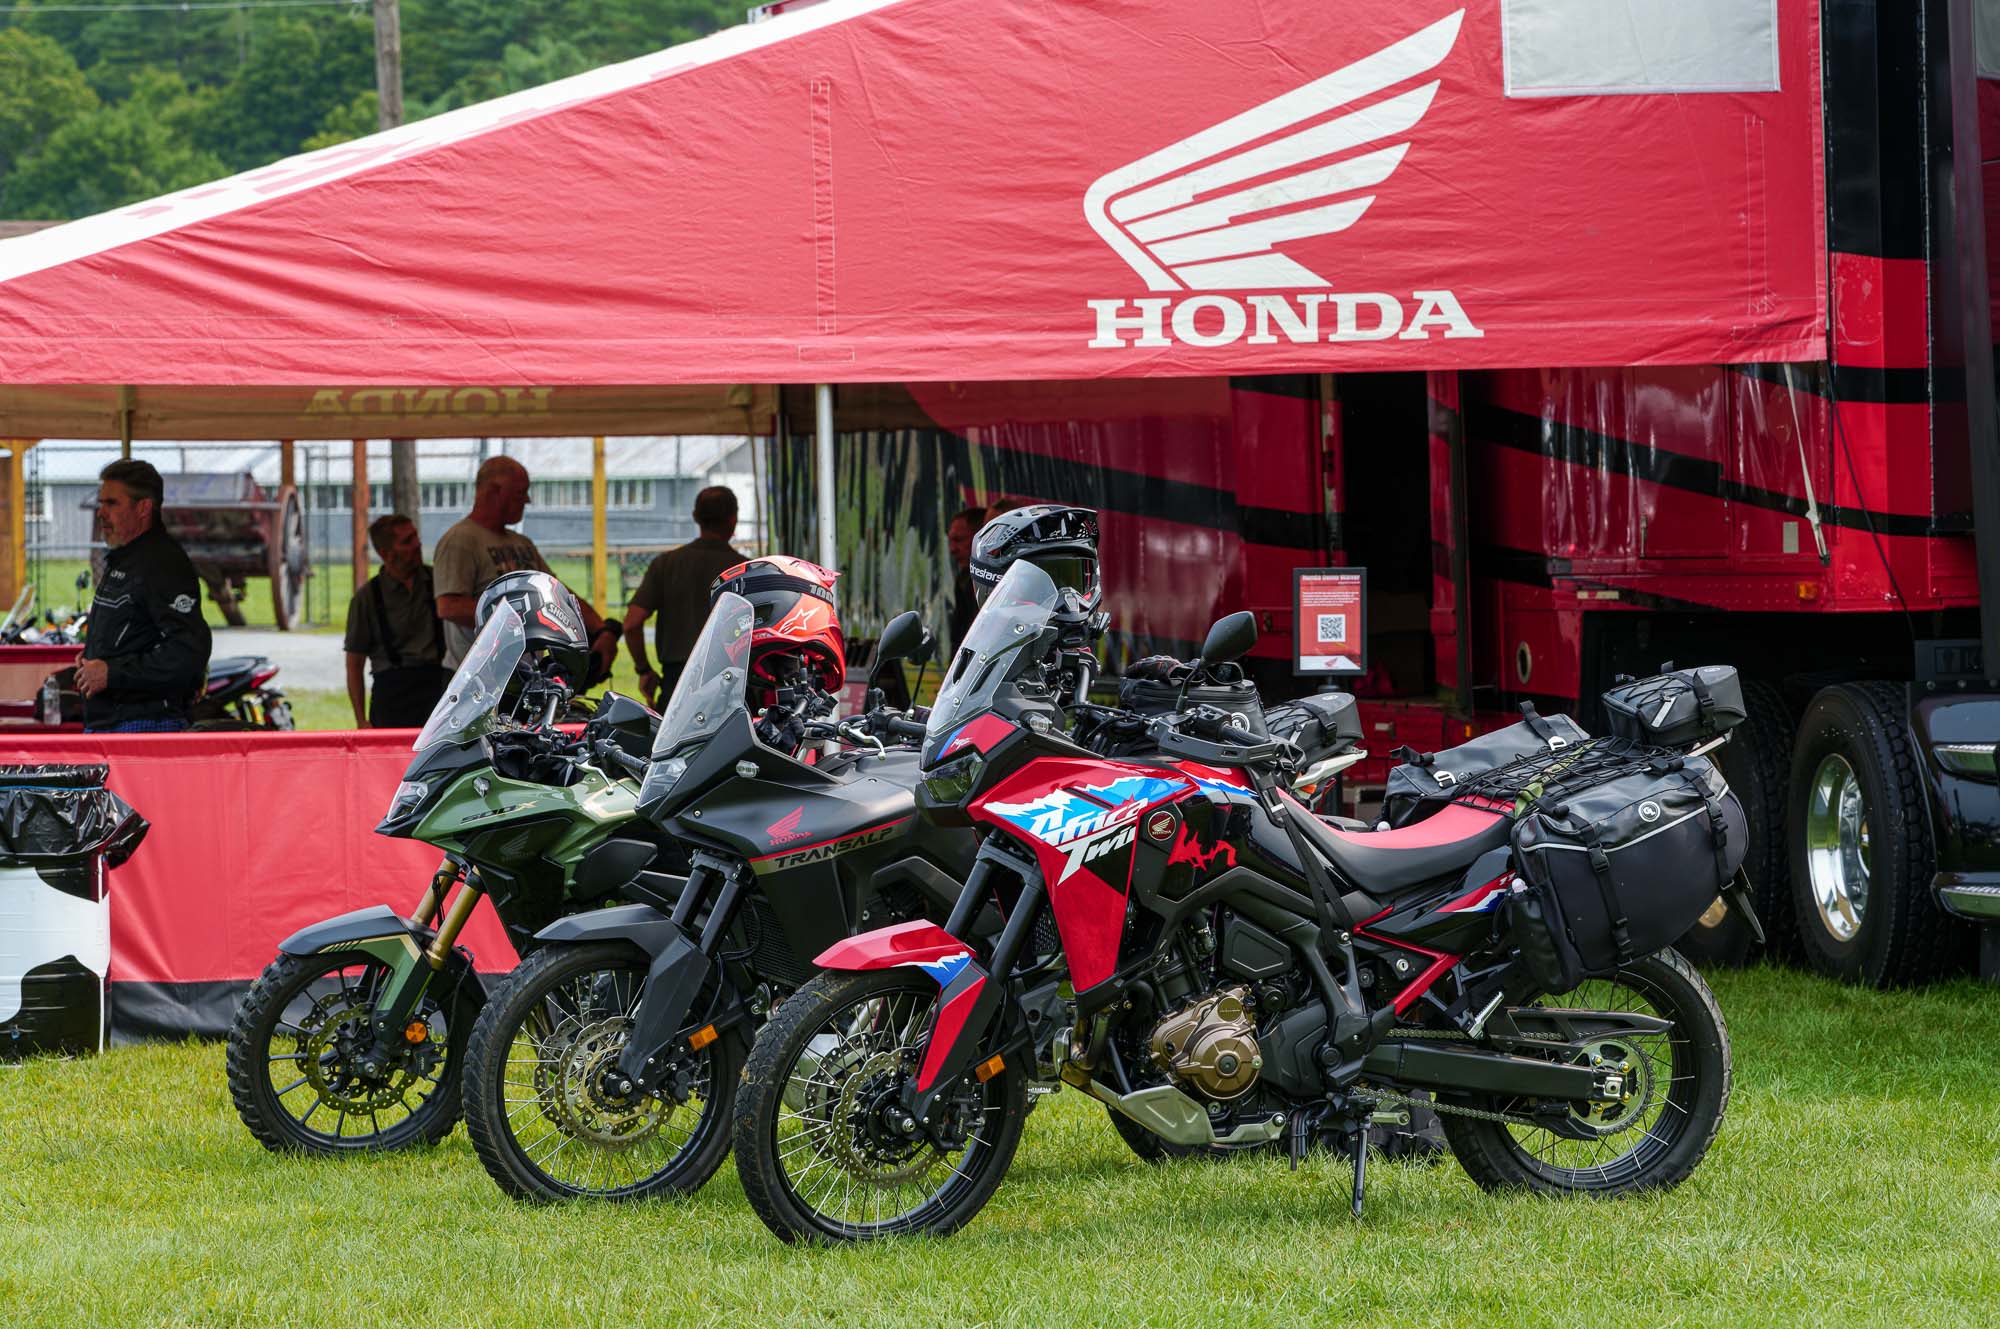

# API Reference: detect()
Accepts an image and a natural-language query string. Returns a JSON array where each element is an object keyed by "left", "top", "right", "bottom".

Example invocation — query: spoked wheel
[
  {"left": 1440, "top": 948, "right": 1730, "bottom": 1196},
  {"left": 461, "top": 941, "right": 739, "bottom": 1202},
  {"left": 735, "top": 969, "right": 1028, "bottom": 1243},
  {"left": 226, "top": 950, "right": 468, "bottom": 1155}
]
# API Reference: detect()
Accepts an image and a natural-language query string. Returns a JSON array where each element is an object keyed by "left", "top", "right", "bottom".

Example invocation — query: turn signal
[
  {"left": 403, "top": 1020, "right": 429, "bottom": 1045},
  {"left": 688, "top": 1024, "right": 719, "bottom": 1051},
  {"left": 974, "top": 1054, "right": 1006, "bottom": 1083}
]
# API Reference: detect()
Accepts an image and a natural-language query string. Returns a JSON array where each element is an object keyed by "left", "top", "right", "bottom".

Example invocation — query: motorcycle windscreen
[
  {"left": 649, "top": 590, "right": 754, "bottom": 760},
  {"left": 412, "top": 602, "right": 527, "bottom": 751},
  {"left": 922, "top": 561, "right": 1059, "bottom": 765}
]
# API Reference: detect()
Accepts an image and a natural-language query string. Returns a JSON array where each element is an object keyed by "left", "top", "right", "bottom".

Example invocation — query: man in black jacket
[{"left": 67, "top": 460, "right": 213, "bottom": 732}]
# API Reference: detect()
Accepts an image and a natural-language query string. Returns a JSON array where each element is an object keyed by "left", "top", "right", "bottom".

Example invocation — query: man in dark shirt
[
  {"left": 623, "top": 486, "right": 744, "bottom": 704},
  {"left": 66, "top": 460, "right": 213, "bottom": 733},
  {"left": 344, "top": 514, "right": 449, "bottom": 728}
]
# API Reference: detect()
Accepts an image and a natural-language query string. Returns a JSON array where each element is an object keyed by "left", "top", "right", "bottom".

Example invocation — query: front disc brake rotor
[
  {"left": 546, "top": 1018, "right": 671, "bottom": 1147},
  {"left": 298, "top": 995, "right": 412, "bottom": 1114},
  {"left": 829, "top": 1053, "right": 941, "bottom": 1186}
]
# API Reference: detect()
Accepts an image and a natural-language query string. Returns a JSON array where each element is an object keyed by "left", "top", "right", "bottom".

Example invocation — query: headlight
[
  {"left": 639, "top": 744, "right": 702, "bottom": 808},
  {"left": 923, "top": 751, "right": 984, "bottom": 804},
  {"left": 384, "top": 780, "right": 430, "bottom": 822}
]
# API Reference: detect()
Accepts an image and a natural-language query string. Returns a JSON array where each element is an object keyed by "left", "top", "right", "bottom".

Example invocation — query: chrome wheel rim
[{"left": 1805, "top": 754, "right": 1870, "bottom": 943}]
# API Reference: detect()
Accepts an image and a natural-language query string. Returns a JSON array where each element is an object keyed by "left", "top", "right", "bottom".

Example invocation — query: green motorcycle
[{"left": 225, "top": 603, "right": 679, "bottom": 1155}]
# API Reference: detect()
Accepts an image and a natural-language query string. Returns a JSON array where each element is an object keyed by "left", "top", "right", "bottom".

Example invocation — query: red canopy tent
[
  {"left": 0, "top": 0, "right": 1825, "bottom": 416},
  {"left": 0, "top": 0, "right": 1835, "bottom": 1037}
]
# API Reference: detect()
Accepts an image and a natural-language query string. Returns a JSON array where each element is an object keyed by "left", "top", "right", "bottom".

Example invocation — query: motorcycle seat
[
  {"left": 208, "top": 656, "right": 259, "bottom": 679},
  {"left": 1294, "top": 800, "right": 1511, "bottom": 894}
]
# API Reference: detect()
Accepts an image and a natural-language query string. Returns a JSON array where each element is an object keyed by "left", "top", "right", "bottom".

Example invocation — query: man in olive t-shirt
[
  {"left": 433, "top": 455, "right": 620, "bottom": 675},
  {"left": 623, "top": 485, "right": 744, "bottom": 704},
  {"left": 344, "top": 514, "right": 448, "bottom": 727}
]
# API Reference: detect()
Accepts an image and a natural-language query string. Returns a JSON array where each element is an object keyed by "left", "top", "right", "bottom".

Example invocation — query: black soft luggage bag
[
  {"left": 1264, "top": 691, "right": 1361, "bottom": 756},
  {"left": 1508, "top": 756, "right": 1747, "bottom": 992},
  {"left": 1382, "top": 708, "right": 1589, "bottom": 827},
  {"left": 1600, "top": 665, "right": 1745, "bottom": 747}
]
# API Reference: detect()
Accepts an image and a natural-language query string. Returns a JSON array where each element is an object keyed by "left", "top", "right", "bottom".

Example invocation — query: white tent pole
[{"left": 814, "top": 383, "right": 836, "bottom": 569}]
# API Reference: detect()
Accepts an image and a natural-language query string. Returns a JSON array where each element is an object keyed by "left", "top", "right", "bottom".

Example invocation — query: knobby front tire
[
  {"left": 734, "top": 968, "right": 1028, "bottom": 1243},
  {"left": 226, "top": 950, "right": 468, "bottom": 1155},
  {"left": 461, "top": 940, "right": 740, "bottom": 1203}
]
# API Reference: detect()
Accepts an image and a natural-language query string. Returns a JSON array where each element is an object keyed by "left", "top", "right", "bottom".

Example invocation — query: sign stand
[{"left": 1293, "top": 567, "right": 1367, "bottom": 690}]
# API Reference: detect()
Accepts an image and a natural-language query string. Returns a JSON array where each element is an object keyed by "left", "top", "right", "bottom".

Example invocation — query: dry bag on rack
[
  {"left": 1382, "top": 707, "right": 1590, "bottom": 827},
  {"left": 1507, "top": 755, "right": 1747, "bottom": 993},
  {"left": 1600, "top": 665, "right": 1745, "bottom": 747}
]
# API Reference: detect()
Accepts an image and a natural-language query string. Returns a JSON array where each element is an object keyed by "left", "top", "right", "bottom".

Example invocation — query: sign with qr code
[{"left": 1294, "top": 567, "right": 1366, "bottom": 675}]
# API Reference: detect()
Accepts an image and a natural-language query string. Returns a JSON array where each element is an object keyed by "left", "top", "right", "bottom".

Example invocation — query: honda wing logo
[{"left": 1083, "top": 9, "right": 1481, "bottom": 349}]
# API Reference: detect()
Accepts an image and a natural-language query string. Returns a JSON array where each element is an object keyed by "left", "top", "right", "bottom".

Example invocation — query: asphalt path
[{"left": 206, "top": 626, "right": 347, "bottom": 692}]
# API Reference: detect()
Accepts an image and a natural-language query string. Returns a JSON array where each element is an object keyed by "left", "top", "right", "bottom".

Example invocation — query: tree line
[{"left": 0, "top": 0, "right": 747, "bottom": 220}]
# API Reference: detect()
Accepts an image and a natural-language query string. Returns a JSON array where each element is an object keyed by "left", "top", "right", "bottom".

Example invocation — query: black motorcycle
[
  {"left": 457, "top": 602, "right": 973, "bottom": 1202},
  {"left": 193, "top": 654, "right": 294, "bottom": 729}
]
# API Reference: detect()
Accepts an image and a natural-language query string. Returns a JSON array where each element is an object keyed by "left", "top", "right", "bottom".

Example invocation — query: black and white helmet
[
  {"left": 969, "top": 504, "right": 1100, "bottom": 619},
  {"left": 476, "top": 570, "right": 589, "bottom": 683}
]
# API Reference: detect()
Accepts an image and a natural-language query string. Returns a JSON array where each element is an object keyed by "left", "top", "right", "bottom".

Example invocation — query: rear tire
[
  {"left": 1676, "top": 679, "right": 1797, "bottom": 967},
  {"left": 1787, "top": 682, "right": 1970, "bottom": 986},
  {"left": 1440, "top": 948, "right": 1729, "bottom": 1197}
]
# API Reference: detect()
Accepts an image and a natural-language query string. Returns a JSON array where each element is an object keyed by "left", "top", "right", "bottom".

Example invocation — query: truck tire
[
  {"left": 1676, "top": 679, "right": 1797, "bottom": 967},
  {"left": 1787, "top": 682, "right": 1970, "bottom": 986}
]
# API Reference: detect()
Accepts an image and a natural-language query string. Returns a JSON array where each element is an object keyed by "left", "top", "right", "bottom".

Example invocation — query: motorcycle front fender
[
  {"left": 816, "top": 919, "right": 971, "bottom": 972},
  {"left": 278, "top": 904, "right": 427, "bottom": 965},
  {"left": 534, "top": 905, "right": 720, "bottom": 1086},
  {"left": 533, "top": 902, "right": 686, "bottom": 955},
  {"left": 276, "top": 904, "right": 489, "bottom": 1027}
]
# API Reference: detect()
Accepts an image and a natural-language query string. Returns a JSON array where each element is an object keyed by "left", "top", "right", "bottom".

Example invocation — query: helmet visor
[{"left": 1035, "top": 554, "right": 1098, "bottom": 602}]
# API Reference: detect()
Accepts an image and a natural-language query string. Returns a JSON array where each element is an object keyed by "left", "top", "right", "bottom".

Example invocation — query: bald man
[{"left": 432, "top": 455, "right": 618, "bottom": 674}]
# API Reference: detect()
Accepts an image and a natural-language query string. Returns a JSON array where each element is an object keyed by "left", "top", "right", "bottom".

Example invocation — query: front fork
[
  {"left": 359, "top": 858, "right": 474, "bottom": 1074},
  {"left": 902, "top": 851, "right": 1046, "bottom": 1127},
  {"left": 613, "top": 852, "right": 748, "bottom": 1091}
]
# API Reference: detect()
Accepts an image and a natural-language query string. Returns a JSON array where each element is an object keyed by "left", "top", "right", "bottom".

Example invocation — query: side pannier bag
[
  {"left": 1382, "top": 709, "right": 1589, "bottom": 827},
  {"left": 1600, "top": 665, "right": 1745, "bottom": 747},
  {"left": 1507, "top": 757, "right": 1747, "bottom": 992}
]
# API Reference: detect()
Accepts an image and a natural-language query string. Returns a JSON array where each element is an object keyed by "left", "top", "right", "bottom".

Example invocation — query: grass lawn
[{"left": 0, "top": 965, "right": 1995, "bottom": 1327}]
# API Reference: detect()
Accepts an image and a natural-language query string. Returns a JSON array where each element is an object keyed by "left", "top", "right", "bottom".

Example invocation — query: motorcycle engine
[{"left": 1149, "top": 984, "right": 1261, "bottom": 1099}]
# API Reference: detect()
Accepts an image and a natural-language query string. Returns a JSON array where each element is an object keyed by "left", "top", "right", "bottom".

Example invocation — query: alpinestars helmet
[
  {"left": 708, "top": 555, "right": 845, "bottom": 696},
  {"left": 475, "top": 570, "right": 590, "bottom": 683},
  {"left": 969, "top": 504, "right": 1101, "bottom": 620}
]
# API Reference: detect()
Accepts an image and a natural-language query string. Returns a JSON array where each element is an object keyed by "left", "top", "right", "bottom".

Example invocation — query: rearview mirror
[
  {"left": 75, "top": 571, "right": 89, "bottom": 592},
  {"left": 876, "top": 610, "right": 934, "bottom": 666},
  {"left": 1199, "top": 611, "right": 1257, "bottom": 667}
]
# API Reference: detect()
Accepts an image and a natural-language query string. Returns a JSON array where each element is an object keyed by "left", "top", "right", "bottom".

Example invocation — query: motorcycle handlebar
[
  {"left": 874, "top": 712, "right": 929, "bottom": 742},
  {"left": 593, "top": 740, "right": 651, "bottom": 781}
]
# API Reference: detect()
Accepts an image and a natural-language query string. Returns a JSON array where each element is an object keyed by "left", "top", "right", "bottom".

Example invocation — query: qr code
[{"left": 1316, "top": 613, "right": 1346, "bottom": 644}]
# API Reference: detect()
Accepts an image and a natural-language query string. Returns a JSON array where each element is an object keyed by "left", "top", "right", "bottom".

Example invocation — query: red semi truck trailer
[{"left": 781, "top": 0, "right": 2000, "bottom": 987}]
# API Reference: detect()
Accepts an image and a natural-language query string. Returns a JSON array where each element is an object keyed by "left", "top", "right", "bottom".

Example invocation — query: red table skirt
[{"left": 0, "top": 730, "right": 522, "bottom": 1040}]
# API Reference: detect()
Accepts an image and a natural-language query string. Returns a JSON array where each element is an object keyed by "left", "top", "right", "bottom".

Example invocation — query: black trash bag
[{"left": 0, "top": 765, "right": 149, "bottom": 867}]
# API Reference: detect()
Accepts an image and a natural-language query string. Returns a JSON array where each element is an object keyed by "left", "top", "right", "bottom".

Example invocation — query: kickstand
[
  {"left": 1288, "top": 1111, "right": 1309, "bottom": 1172},
  {"left": 1349, "top": 1127, "right": 1368, "bottom": 1220}
]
